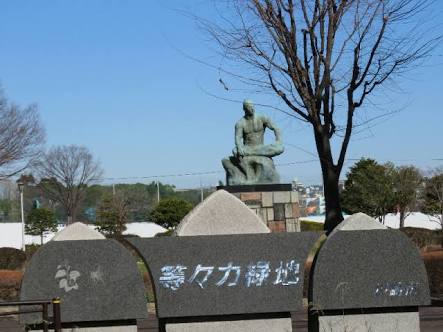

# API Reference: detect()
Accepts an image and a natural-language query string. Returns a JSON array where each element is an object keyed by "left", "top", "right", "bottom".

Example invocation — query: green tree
[
  {"left": 95, "top": 193, "right": 129, "bottom": 237},
  {"left": 25, "top": 207, "right": 57, "bottom": 244},
  {"left": 422, "top": 169, "right": 443, "bottom": 229},
  {"left": 341, "top": 158, "right": 395, "bottom": 222},
  {"left": 150, "top": 198, "right": 193, "bottom": 229},
  {"left": 392, "top": 166, "right": 423, "bottom": 228}
]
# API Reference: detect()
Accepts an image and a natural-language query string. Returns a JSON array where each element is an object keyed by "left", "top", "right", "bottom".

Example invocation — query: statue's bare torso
[
  {"left": 235, "top": 115, "right": 269, "bottom": 147},
  {"left": 221, "top": 100, "right": 284, "bottom": 185}
]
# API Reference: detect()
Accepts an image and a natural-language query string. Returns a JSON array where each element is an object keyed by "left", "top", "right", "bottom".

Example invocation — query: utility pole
[
  {"left": 200, "top": 178, "right": 204, "bottom": 203},
  {"left": 112, "top": 183, "right": 116, "bottom": 196},
  {"left": 157, "top": 180, "right": 160, "bottom": 203}
]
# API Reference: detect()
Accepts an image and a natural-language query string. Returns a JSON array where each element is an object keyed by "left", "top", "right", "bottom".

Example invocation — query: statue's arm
[
  {"left": 263, "top": 117, "right": 282, "bottom": 143},
  {"left": 234, "top": 122, "right": 245, "bottom": 156}
]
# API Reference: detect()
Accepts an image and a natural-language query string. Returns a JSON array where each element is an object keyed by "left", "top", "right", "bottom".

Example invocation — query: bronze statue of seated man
[{"left": 222, "top": 100, "right": 284, "bottom": 185}]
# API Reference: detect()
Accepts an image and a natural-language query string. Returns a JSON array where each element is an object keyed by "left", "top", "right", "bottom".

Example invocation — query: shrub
[
  {"left": 155, "top": 229, "right": 174, "bottom": 237},
  {"left": 150, "top": 198, "right": 193, "bottom": 229},
  {"left": 300, "top": 220, "right": 324, "bottom": 232},
  {"left": 400, "top": 227, "right": 442, "bottom": 249},
  {"left": 0, "top": 247, "right": 26, "bottom": 270},
  {"left": 422, "top": 249, "right": 443, "bottom": 297},
  {"left": 25, "top": 244, "right": 41, "bottom": 260},
  {"left": 0, "top": 270, "right": 23, "bottom": 300}
]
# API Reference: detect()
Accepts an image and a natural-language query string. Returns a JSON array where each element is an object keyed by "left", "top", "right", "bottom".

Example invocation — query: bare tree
[
  {"left": 0, "top": 91, "right": 45, "bottom": 178},
  {"left": 198, "top": 0, "right": 440, "bottom": 232},
  {"left": 96, "top": 192, "right": 130, "bottom": 237},
  {"left": 422, "top": 167, "right": 443, "bottom": 229},
  {"left": 392, "top": 165, "right": 422, "bottom": 228},
  {"left": 36, "top": 145, "right": 103, "bottom": 224}
]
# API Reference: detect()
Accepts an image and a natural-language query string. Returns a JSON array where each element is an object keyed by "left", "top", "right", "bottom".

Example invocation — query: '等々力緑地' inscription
[{"left": 129, "top": 232, "right": 321, "bottom": 318}]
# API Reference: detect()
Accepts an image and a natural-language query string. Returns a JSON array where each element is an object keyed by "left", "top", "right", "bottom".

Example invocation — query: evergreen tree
[
  {"left": 150, "top": 198, "right": 193, "bottom": 229},
  {"left": 341, "top": 158, "right": 395, "bottom": 222},
  {"left": 95, "top": 193, "right": 129, "bottom": 237},
  {"left": 26, "top": 207, "right": 58, "bottom": 244}
]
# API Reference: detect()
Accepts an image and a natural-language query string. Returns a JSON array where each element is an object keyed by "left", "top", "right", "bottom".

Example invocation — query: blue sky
[{"left": 0, "top": 1, "right": 442, "bottom": 188}]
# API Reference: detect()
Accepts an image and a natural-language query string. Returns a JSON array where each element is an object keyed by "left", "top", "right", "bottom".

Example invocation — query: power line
[
  {"left": 96, "top": 159, "right": 320, "bottom": 182},
  {"left": 96, "top": 157, "right": 443, "bottom": 182}
]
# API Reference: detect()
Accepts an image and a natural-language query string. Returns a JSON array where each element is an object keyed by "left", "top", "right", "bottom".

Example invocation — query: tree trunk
[
  {"left": 314, "top": 125, "right": 344, "bottom": 233},
  {"left": 67, "top": 207, "right": 77, "bottom": 225},
  {"left": 399, "top": 209, "right": 405, "bottom": 228},
  {"left": 322, "top": 166, "right": 344, "bottom": 233},
  {"left": 40, "top": 233, "right": 43, "bottom": 245}
]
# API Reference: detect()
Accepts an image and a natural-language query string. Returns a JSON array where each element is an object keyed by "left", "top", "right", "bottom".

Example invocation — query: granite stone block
[
  {"left": 129, "top": 232, "right": 321, "bottom": 318},
  {"left": 285, "top": 219, "right": 297, "bottom": 232},
  {"left": 290, "top": 191, "right": 299, "bottom": 203},
  {"left": 262, "top": 192, "right": 273, "bottom": 207},
  {"left": 268, "top": 221, "right": 286, "bottom": 233},
  {"left": 240, "top": 192, "right": 261, "bottom": 203},
  {"left": 296, "top": 219, "right": 301, "bottom": 232},
  {"left": 267, "top": 208, "right": 274, "bottom": 222},
  {"left": 284, "top": 204, "right": 293, "bottom": 218},
  {"left": 175, "top": 190, "right": 269, "bottom": 236},
  {"left": 273, "top": 191, "right": 291, "bottom": 204},
  {"left": 20, "top": 240, "right": 147, "bottom": 324},
  {"left": 312, "top": 229, "right": 431, "bottom": 310},
  {"left": 292, "top": 203, "right": 300, "bottom": 218},
  {"left": 166, "top": 317, "right": 292, "bottom": 332},
  {"left": 273, "top": 203, "right": 285, "bottom": 221},
  {"left": 331, "top": 212, "right": 386, "bottom": 234},
  {"left": 258, "top": 208, "right": 267, "bottom": 224},
  {"left": 318, "top": 312, "right": 420, "bottom": 332},
  {"left": 51, "top": 222, "right": 105, "bottom": 241}
]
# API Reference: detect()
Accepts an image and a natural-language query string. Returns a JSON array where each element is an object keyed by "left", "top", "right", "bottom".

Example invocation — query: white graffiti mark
[
  {"left": 90, "top": 265, "right": 104, "bottom": 284},
  {"left": 245, "top": 261, "right": 271, "bottom": 287},
  {"left": 159, "top": 260, "right": 301, "bottom": 291},
  {"left": 188, "top": 264, "right": 214, "bottom": 289},
  {"left": 274, "top": 260, "right": 300, "bottom": 286},
  {"left": 216, "top": 262, "right": 241, "bottom": 287},
  {"left": 375, "top": 282, "right": 418, "bottom": 297},
  {"left": 55, "top": 262, "right": 81, "bottom": 292},
  {"left": 159, "top": 265, "right": 187, "bottom": 290}
]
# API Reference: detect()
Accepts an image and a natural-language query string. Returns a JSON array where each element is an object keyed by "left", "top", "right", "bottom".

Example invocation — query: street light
[{"left": 17, "top": 181, "right": 25, "bottom": 251}]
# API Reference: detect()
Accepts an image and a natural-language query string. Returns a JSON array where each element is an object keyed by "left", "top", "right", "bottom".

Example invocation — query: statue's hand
[{"left": 235, "top": 146, "right": 245, "bottom": 157}]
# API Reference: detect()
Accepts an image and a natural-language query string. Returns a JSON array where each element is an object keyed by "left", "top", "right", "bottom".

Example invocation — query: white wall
[{"left": 0, "top": 222, "right": 167, "bottom": 249}]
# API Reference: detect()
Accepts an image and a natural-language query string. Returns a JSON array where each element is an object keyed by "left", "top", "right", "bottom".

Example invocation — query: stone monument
[
  {"left": 219, "top": 100, "right": 300, "bottom": 232},
  {"left": 222, "top": 99, "right": 283, "bottom": 185},
  {"left": 309, "top": 213, "right": 431, "bottom": 332},
  {"left": 130, "top": 230, "right": 322, "bottom": 332},
  {"left": 20, "top": 223, "right": 147, "bottom": 331}
]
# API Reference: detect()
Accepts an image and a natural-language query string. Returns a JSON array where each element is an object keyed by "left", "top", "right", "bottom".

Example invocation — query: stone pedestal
[
  {"left": 167, "top": 190, "right": 293, "bottom": 332},
  {"left": 217, "top": 184, "right": 300, "bottom": 233}
]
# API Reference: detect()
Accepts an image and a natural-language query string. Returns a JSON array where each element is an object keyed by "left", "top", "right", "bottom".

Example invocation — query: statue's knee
[{"left": 222, "top": 158, "right": 231, "bottom": 168}]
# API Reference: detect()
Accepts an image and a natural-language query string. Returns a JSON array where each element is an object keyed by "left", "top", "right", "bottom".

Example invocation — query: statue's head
[{"left": 243, "top": 99, "right": 255, "bottom": 117}]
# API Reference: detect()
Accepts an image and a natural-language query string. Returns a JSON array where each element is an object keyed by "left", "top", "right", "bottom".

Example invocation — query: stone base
[
  {"left": 33, "top": 326, "right": 137, "bottom": 332},
  {"left": 318, "top": 312, "right": 419, "bottom": 332},
  {"left": 165, "top": 317, "right": 292, "bottom": 332},
  {"left": 217, "top": 184, "right": 292, "bottom": 193},
  {"left": 218, "top": 184, "right": 300, "bottom": 232}
]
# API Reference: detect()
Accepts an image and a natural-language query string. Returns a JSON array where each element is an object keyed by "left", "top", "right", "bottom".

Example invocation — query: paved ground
[
  {"left": 1, "top": 306, "right": 442, "bottom": 331},
  {"left": 137, "top": 307, "right": 443, "bottom": 331}
]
